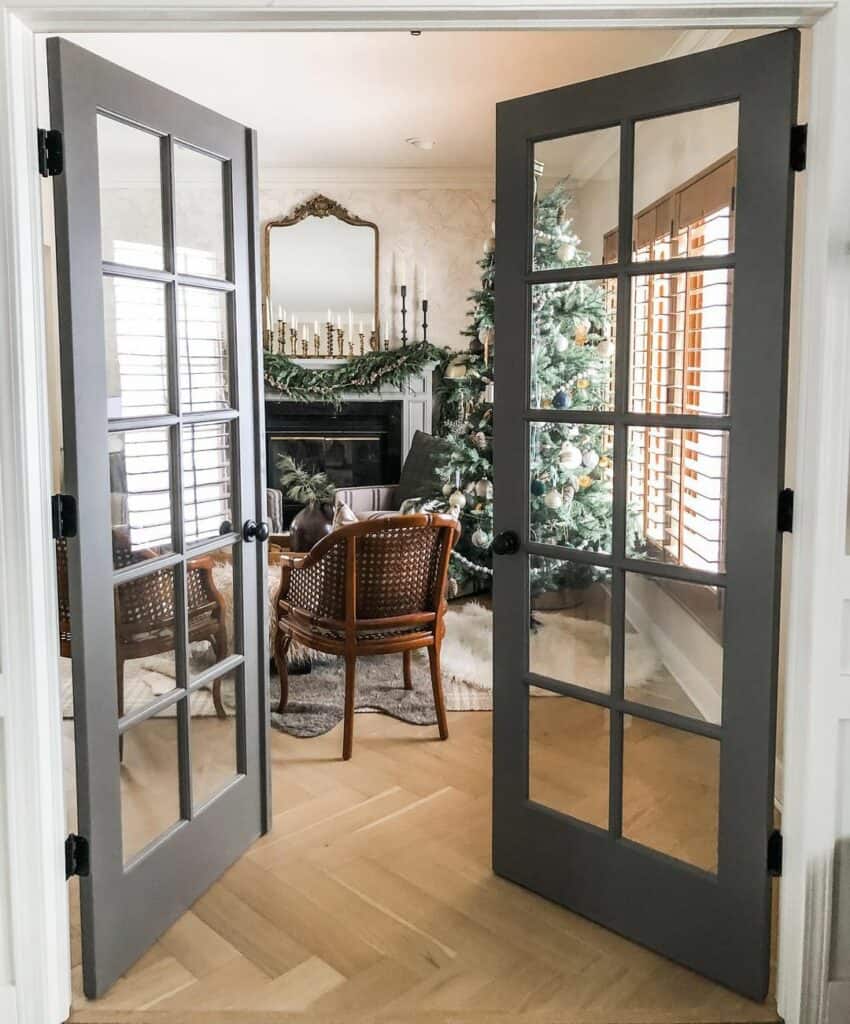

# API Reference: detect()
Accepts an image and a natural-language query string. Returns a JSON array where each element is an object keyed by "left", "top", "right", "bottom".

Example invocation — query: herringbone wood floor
[{"left": 66, "top": 711, "right": 779, "bottom": 1024}]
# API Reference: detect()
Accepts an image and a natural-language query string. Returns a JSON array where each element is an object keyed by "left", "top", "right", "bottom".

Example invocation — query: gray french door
[
  {"left": 492, "top": 31, "right": 798, "bottom": 999},
  {"left": 48, "top": 38, "right": 268, "bottom": 997}
]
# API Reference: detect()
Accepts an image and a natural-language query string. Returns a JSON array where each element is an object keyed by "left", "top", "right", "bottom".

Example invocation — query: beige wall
[{"left": 260, "top": 183, "right": 493, "bottom": 351}]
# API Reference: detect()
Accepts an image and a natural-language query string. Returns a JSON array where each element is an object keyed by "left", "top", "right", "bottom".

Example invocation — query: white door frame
[{"left": 0, "top": 3, "right": 845, "bottom": 1023}]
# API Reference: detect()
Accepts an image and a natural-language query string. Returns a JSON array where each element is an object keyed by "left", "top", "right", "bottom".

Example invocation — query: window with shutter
[{"left": 604, "top": 155, "right": 735, "bottom": 578}]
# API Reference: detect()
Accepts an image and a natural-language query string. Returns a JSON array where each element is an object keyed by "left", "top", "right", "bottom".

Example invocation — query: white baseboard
[
  {"left": 0, "top": 984, "right": 18, "bottom": 1023},
  {"left": 624, "top": 578, "right": 723, "bottom": 724}
]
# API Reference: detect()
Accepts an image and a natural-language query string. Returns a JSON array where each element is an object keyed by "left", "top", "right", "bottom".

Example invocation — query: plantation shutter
[{"left": 605, "top": 155, "right": 735, "bottom": 574}]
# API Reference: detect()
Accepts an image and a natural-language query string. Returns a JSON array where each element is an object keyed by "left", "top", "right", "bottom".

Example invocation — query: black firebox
[{"left": 265, "top": 399, "right": 403, "bottom": 527}]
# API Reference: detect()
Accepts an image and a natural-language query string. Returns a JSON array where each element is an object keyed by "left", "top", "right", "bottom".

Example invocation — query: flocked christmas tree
[{"left": 436, "top": 179, "right": 615, "bottom": 598}]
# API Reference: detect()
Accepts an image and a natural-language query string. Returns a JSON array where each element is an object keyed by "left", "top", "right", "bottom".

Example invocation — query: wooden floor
[{"left": 67, "top": 710, "right": 779, "bottom": 1024}]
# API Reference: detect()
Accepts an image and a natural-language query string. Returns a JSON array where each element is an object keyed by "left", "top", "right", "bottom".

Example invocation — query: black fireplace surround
[{"left": 265, "top": 399, "right": 403, "bottom": 527}]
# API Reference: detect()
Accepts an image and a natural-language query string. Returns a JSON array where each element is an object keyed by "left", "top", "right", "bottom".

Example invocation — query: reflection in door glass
[
  {"left": 627, "top": 426, "right": 727, "bottom": 573},
  {"left": 530, "top": 281, "right": 615, "bottom": 413},
  {"left": 630, "top": 270, "right": 733, "bottom": 417},
  {"left": 625, "top": 572, "right": 724, "bottom": 725},
  {"left": 174, "top": 144, "right": 227, "bottom": 279},
  {"left": 182, "top": 421, "right": 234, "bottom": 544},
  {"left": 529, "top": 421, "right": 614, "bottom": 554},
  {"left": 120, "top": 714, "right": 182, "bottom": 864},
  {"left": 632, "top": 104, "right": 738, "bottom": 261},
  {"left": 109, "top": 428, "right": 174, "bottom": 568},
  {"left": 529, "top": 556, "right": 612, "bottom": 694},
  {"left": 103, "top": 276, "right": 169, "bottom": 419},
  {"left": 622, "top": 714, "right": 719, "bottom": 873},
  {"left": 190, "top": 665, "right": 241, "bottom": 811},
  {"left": 114, "top": 565, "right": 180, "bottom": 716},
  {"left": 97, "top": 115, "right": 165, "bottom": 270},
  {"left": 533, "top": 127, "right": 620, "bottom": 270},
  {"left": 187, "top": 544, "right": 237, "bottom": 679},
  {"left": 178, "top": 286, "right": 231, "bottom": 412},
  {"left": 528, "top": 689, "right": 609, "bottom": 829}
]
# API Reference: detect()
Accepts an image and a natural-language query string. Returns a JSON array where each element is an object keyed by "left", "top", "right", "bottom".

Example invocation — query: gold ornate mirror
[{"left": 263, "top": 195, "right": 379, "bottom": 340}]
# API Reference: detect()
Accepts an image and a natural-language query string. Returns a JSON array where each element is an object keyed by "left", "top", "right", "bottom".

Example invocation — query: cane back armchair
[
  {"left": 273, "top": 512, "right": 460, "bottom": 760},
  {"left": 57, "top": 531, "right": 230, "bottom": 726}
]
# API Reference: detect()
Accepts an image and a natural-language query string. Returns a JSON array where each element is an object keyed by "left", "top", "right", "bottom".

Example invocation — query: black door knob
[
  {"left": 492, "top": 530, "right": 521, "bottom": 556},
  {"left": 243, "top": 520, "right": 271, "bottom": 543}
]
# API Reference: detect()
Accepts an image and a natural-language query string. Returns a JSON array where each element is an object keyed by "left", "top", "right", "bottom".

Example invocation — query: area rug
[
  {"left": 59, "top": 603, "right": 498, "bottom": 721},
  {"left": 60, "top": 602, "right": 663, "bottom": 733}
]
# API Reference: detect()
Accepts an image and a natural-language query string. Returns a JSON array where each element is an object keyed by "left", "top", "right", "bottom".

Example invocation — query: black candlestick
[
  {"left": 421, "top": 299, "right": 429, "bottom": 344},
  {"left": 400, "top": 284, "right": 408, "bottom": 347}
]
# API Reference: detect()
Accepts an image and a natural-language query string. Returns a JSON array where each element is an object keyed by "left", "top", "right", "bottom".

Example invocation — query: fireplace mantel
[{"left": 264, "top": 360, "right": 437, "bottom": 459}]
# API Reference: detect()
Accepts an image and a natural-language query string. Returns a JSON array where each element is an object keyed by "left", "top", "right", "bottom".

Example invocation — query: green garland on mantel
[{"left": 264, "top": 343, "right": 446, "bottom": 405}]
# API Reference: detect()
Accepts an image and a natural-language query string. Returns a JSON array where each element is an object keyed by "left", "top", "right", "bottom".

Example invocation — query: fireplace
[{"left": 265, "top": 399, "right": 403, "bottom": 527}]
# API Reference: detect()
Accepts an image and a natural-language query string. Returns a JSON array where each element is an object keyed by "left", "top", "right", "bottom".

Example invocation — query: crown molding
[{"left": 257, "top": 165, "right": 494, "bottom": 190}]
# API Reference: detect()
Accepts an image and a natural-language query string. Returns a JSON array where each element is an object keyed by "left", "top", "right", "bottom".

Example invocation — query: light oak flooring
[{"left": 66, "top": 710, "right": 779, "bottom": 1024}]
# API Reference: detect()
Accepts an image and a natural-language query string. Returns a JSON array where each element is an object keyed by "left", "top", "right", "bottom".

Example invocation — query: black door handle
[
  {"left": 242, "top": 520, "right": 270, "bottom": 543},
  {"left": 492, "top": 530, "right": 521, "bottom": 556}
]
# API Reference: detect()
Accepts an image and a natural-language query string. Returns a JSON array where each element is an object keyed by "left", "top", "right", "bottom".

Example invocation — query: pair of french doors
[{"left": 51, "top": 29, "right": 798, "bottom": 1003}]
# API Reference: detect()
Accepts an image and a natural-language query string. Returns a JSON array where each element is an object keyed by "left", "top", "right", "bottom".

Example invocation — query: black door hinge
[
  {"left": 791, "top": 124, "right": 807, "bottom": 172},
  {"left": 778, "top": 488, "right": 794, "bottom": 533},
  {"left": 65, "top": 833, "right": 90, "bottom": 879},
  {"left": 51, "top": 493, "right": 78, "bottom": 539},
  {"left": 767, "top": 829, "right": 783, "bottom": 876},
  {"left": 38, "top": 128, "right": 63, "bottom": 178}
]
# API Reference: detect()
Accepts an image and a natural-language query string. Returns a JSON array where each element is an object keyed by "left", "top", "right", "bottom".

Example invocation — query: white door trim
[
  {"left": 776, "top": 5, "right": 850, "bottom": 1022},
  {"left": 0, "top": 4, "right": 843, "bottom": 1024},
  {"left": 0, "top": 10, "right": 71, "bottom": 1024}
]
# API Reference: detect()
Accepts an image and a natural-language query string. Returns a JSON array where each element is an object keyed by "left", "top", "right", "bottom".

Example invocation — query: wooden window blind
[{"left": 604, "top": 154, "right": 735, "bottom": 575}]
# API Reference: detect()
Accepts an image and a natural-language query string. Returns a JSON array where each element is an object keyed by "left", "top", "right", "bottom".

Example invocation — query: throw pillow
[
  {"left": 395, "top": 430, "right": 453, "bottom": 506},
  {"left": 332, "top": 501, "right": 359, "bottom": 529}
]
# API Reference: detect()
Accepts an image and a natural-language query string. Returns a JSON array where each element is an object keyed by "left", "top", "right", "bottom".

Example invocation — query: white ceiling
[{"left": 50, "top": 30, "right": 690, "bottom": 173}]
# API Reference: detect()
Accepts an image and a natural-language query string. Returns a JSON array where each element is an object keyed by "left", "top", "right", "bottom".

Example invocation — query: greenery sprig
[
  {"left": 264, "top": 343, "right": 445, "bottom": 407},
  {"left": 276, "top": 454, "right": 336, "bottom": 506}
]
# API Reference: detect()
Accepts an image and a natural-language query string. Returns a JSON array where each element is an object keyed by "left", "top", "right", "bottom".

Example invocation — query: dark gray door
[
  {"left": 492, "top": 31, "right": 798, "bottom": 1000},
  {"left": 48, "top": 38, "right": 269, "bottom": 997}
]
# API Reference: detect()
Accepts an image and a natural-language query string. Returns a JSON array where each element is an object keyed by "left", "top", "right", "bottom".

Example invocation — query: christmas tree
[{"left": 437, "top": 181, "right": 615, "bottom": 598}]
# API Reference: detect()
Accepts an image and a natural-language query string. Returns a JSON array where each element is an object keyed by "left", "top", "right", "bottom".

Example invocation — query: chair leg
[
  {"left": 117, "top": 653, "right": 125, "bottom": 762},
  {"left": 212, "top": 676, "right": 226, "bottom": 719},
  {"left": 213, "top": 622, "right": 229, "bottom": 661},
  {"left": 428, "top": 643, "right": 449, "bottom": 741},
  {"left": 402, "top": 649, "right": 413, "bottom": 690},
  {"left": 343, "top": 655, "right": 356, "bottom": 761},
  {"left": 274, "top": 631, "right": 292, "bottom": 714}
]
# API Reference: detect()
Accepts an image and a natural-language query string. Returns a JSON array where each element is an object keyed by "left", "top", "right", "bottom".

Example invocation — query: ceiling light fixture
[{"left": 406, "top": 137, "right": 435, "bottom": 150}]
